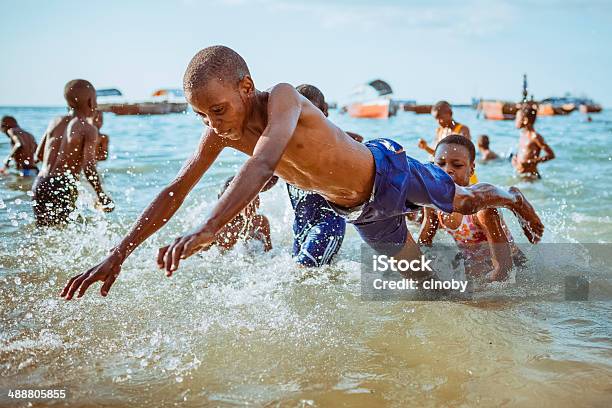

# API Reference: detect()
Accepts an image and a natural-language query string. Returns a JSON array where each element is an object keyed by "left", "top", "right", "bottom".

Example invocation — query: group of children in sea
[{"left": 1, "top": 45, "right": 555, "bottom": 299}]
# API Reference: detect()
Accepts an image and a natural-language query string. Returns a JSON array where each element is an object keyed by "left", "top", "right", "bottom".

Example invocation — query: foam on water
[{"left": 1, "top": 107, "right": 611, "bottom": 406}]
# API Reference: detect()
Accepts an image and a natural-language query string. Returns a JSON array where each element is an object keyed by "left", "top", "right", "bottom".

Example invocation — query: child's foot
[{"left": 509, "top": 187, "right": 544, "bottom": 243}]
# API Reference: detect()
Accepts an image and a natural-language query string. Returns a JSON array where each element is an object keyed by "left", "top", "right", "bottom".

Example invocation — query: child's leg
[{"left": 452, "top": 184, "right": 544, "bottom": 243}]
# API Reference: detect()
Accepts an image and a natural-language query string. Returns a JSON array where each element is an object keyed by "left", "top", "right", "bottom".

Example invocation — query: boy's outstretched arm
[
  {"left": 61, "top": 130, "right": 225, "bottom": 299},
  {"left": 158, "top": 83, "right": 301, "bottom": 274},
  {"left": 534, "top": 133, "right": 555, "bottom": 163}
]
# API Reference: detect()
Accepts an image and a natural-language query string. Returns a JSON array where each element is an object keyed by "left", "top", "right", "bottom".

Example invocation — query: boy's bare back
[{"left": 38, "top": 115, "right": 98, "bottom": 178}]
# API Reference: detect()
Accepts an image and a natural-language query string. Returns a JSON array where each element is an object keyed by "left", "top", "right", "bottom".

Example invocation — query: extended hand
[
  {"left": 157, "top": 230, "right": 216, "bottom": 276},
  {"left": 61, "top": 252, "right": 123, "bottom": 299},
  {"left": 417, "top": 138, "right": 428, "bottom": 150}
]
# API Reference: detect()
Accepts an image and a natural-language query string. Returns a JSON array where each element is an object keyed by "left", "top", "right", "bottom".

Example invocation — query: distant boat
[
  {"left": 476, "top": 100, "right": 519, "bottom": 121},
  {"left": 97, "top": 88, "right": 188, "bottom": 115},
  {"left": 410, "top": 104, "right": 434, "bottom": 114},
  {"left": 345, "top": 79, "right": 399, "bottom": 119}
]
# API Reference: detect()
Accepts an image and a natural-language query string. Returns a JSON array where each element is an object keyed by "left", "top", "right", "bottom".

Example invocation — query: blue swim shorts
[{"left": 328, "top": 138, "right": 455, "bottom": 248}]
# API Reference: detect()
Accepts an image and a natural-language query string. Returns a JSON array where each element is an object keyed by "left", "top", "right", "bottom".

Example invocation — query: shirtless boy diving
[
  {"left": 34, "top": 79, "right": 113, "bottom": 226},
  {"left": 1, "top": 116, "right": 39, "bottom": 177},
  {"left": 62, "top": 46, "right": 543, "bottom": 299},
  {"left": 512, "top": 102, "right": 555, "bottom": 179}
]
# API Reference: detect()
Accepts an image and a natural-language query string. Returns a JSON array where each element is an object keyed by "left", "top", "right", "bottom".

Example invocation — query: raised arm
[
  {"left": 61, "top": 129, "right": 225, "bottom": 299},
  {"left": 159, "top": 83, "right": 301, "bottom": 274},
  {"left": 417, "top": 138, "right": 436, "bottom": 156},
  {"left": 533, "top": 133, "right": 555, "bottom": 163},
  {"left": 475, "top": 209, "right": 513, "bottom": 282}
]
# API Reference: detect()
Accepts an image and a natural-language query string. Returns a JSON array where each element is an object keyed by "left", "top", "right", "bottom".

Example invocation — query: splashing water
[{"left": 1, "top": 107, "right": 611, "bottom": 406}]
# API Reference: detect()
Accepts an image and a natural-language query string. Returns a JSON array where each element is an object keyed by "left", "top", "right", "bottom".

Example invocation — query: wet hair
[
  {"left": 436, "top": 134, "right": 476, "bottom": 163},
  {"left": 183, "top": 45, "right": 251, "bottom": 94},
  {"left": 64, "top": 79, "right": 96, "bottom": 109},
  {"left": 519, "top": 102, "right": 537, "bottom": 125},
  {"left": 477, "top": 134, "right": 490, "bottom": 149},
  {"left": 219, "top": 176, "right": 234, "bottom": 198},
  {"left": 296, "top": 84, "right": 326, "bottom": 112},
  {"left": 1, "top": 115, "right": 18, "bottom": 129},
  {"left": 432, "top": 100, "right": 452, "bottom": 113}
]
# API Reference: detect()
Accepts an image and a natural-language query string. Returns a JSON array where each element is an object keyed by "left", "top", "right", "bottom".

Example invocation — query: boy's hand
[
  {"left": 417, "top": 138, "right": 428, "bottom": 150},
  {"left": 157, "top": 229, "right": 216, "bottom": 276},
  {"left": 61, "top": 252, "right": 124, "bottom": 299}
]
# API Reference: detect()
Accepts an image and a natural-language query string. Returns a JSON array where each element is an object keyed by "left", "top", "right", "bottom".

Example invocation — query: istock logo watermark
[{"left": 359, "top": 243, "right": 612, "bottom": 302}]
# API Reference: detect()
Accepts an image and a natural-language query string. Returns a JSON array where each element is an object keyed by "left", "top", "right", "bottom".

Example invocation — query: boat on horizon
[
  {"left": 344, "top": 80, "right": 399, "bottom": 119},
  {"left": 97, "top": 88, "right": 188, "bottom": 115}
]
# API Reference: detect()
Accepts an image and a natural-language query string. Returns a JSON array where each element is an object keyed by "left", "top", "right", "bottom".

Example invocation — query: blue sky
[{"left": 1, "top": 0, "right": 611, "bottom": 106}]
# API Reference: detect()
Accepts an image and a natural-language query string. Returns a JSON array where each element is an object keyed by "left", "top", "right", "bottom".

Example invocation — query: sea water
[{"left": 1, "top": 106, "right": 611, "bottom": 406}]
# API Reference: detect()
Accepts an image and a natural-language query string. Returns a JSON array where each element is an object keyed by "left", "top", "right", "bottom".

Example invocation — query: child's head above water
[
  {"left": 477, "top": 134, "right": 490, "bottom": 150},
  {"left": 515, "top": 102, "right": 537, "bottom": 129},
  {"left": 183, "top": 45, "right": 254, "bottom": 141},
  {"left": 434, "top": 134, "right": 476, "bottom": 187},
  {"left": 431, "top": 100, "right": 453, "bottom": 127},
  {"left": 64, "top": 79, "right": 97, "bottom": 114},
  {"left": 296, "top": 84, "right": 328, "bottom": 117},
  {"left": 1, "top": 116, "right": 18, "bottom": 134}
]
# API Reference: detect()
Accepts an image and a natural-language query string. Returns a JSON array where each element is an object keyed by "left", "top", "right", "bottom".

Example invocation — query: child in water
[
  {"left": 419, "top": 135, "right": 526, "bottom": 281},
  {"left": 477, "top": 135, "right": 499, "bottom": 162},
  {"left": 512, "top": 102, "right": 555, "bottom": 179},
  {"left": 208, "top": 176, "right": 272, "bottom": 253}
]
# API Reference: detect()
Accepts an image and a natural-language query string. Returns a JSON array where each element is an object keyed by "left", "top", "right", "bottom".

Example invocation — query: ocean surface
[{"left": 1, "top": 106, "right": 611, "bottom": 407}]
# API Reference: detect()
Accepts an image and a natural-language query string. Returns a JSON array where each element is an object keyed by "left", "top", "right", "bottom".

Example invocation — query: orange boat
[
  {"left": 477, "top": 100, "right": 518, "bottom": 121},
  {"left": 346, "top": 79, "right": 398, "bottom": 119},
  {"left": 348, "top": 99, "right": 391, "bottom": 119},
  {"left": 537, "top": 103, "right": 555, "bottom": 116}
]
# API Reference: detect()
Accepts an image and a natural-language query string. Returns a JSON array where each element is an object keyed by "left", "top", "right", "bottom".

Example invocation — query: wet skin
[{"left": 62, "top": 76, "right": 543, "bottom": 299}]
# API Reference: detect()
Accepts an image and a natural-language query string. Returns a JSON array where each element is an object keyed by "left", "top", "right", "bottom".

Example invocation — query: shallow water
[{"left": 1, "top": 106, "right": 611, "bottom": 407}]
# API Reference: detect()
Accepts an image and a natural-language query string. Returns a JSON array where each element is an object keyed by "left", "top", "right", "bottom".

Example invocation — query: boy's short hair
[
  {"left": 477, "top": 134, "right": 490, "bottom": 148},
  {"left": 1, "top": 115, "right": 18, "bottom": 129},
  {"left": 436, "top": 134, "right": 476, "bottom": 162},
  {"left": 432, "top": 100, "right": 452, "bottom": 113},
  {"left": 184, "top": 46, "right": 250, "bottom": 93},
  {"left": 520, "top": 102, "right": 538, "bottom": 125},
  {"left": 295, "top": 84, "right": 326, "bottom": 111},
  {"left": 64, "top": 79, "right": 95, "bottom": 109}
]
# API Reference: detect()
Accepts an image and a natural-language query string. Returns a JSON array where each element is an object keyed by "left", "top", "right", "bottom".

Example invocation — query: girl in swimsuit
[{"left": 418, "top": 135, "right": 526, "bottom": 281}]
